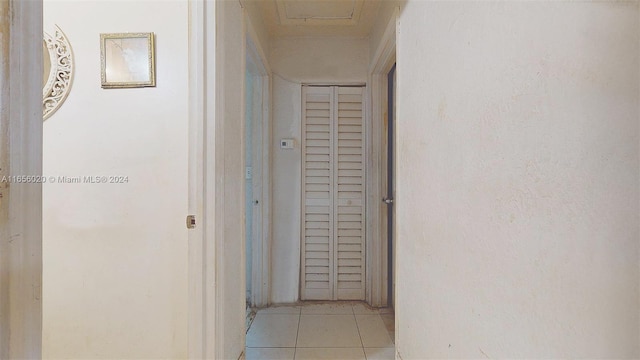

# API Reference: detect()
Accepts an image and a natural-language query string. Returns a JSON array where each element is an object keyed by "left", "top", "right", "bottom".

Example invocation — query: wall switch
[
  {"left": 245, "top": 167, "right": 252, "bottom": 180},
  {"left": 280, "top": 139, "right": 294, "bottom": 149}
]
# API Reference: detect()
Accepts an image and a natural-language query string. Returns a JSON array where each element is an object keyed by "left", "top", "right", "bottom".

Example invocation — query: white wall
[
  {"left": 42, "top": 1, "right": 189, "bottom": 358},
  {"left": 396, "top": 1, "right": 639, "bottom": 358},
  {"left": 270, "top": 37, "right": 369, "bottom": 303}
]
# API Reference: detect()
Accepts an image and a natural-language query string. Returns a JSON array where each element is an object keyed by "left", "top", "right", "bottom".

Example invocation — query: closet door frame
[{"left": 300, "top": 84, "right": 367, "bottom": 301}]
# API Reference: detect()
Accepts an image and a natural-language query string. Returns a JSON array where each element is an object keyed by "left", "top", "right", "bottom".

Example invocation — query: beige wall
[
  {"left": 396, "top": 1, "right": 639, "bottom": 358},
  {"left": 368, "top": 0, "right": 398, "bottom": 68},
  {"left": 271, "top": 75, "right": 302, "bottom": 304},
  {"left": 271, "top": 37, "right": 369, "bottom": 84},
  {"left": 0, "top": 2, "right": 10, "bottom": 356},
  {"left": 42, "top": 1, "right": 189, "bottom": 358},
  {"left": 269, "top": 37, "right": 369, "bottom": 303},
  {"left": 1, "top": 1, "right": 43, "bottom": 358},
  {"left": 215, "top": 0, "right": 247, "bottom": 358},
  {"left": 242, "top": 0, "right": 270, "bottom": 60}
]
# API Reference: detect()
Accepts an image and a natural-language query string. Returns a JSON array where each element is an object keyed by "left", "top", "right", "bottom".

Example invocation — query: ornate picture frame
[
  {"left": 43, "top": 25, "right": 74, "bottom": 120},
  {"left": 100, "top": 32, "right": 155, "bottom": 88}
]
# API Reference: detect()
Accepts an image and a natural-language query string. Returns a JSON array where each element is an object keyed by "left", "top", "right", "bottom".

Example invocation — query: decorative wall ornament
[{"left": 43, "top": 25, "right": 74, "bottom": 121}]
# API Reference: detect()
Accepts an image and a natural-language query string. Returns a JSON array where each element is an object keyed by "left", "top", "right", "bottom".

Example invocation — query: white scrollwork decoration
[{"left": 43, "top": 25, "right": 74, "bottom": 121}]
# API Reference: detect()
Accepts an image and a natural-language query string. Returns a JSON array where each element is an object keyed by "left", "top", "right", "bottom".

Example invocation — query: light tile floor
[{"left": 245, "top": 302, "right": 395, "bottom": 360}]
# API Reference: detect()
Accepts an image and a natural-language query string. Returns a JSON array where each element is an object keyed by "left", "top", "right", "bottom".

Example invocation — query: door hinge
[{"left": 186, "top": 215, "right": 196, "bottom": 229}]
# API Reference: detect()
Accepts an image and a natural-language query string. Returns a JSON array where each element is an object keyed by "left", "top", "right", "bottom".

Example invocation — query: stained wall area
[{"left": 396, "top": 2, "right": 640, "bottom": 358}]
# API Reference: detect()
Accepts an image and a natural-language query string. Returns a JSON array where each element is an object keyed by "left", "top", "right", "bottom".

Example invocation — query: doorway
[
  {"left": 245, "top": 63, "right": 258, "bottom": 306},
  {"left": 193, "top": 2, "right": 400, "bottom": 358},
  {"left": 386, "top": 64, "right": 396, "bottom": 308},
  {"left": 245, "top": 31, "right": 271, "bottom": 309}
]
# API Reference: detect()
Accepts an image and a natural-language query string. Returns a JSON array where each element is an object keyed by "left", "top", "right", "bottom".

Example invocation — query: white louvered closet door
[
  {"left": 301, "top": 86, "right": 365, "bottom": 301},
  {"left": 302, "top": 86, "right": 334, "bottom": 300}
]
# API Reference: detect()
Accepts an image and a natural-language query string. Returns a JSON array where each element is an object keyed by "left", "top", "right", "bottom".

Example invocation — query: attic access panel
[{"left": 276, "top": 0, "right": 364, "bottom": 26}]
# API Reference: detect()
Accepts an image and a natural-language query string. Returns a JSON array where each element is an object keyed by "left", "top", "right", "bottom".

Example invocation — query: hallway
[
  {"left": 6, "top": 1, "right": 631, "bottom": 359},
  {"left": 245, "top": 302, "right": 394, "bottom": 360}
]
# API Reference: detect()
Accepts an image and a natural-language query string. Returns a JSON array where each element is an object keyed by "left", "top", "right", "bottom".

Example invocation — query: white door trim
[
  {"left": 187, "top": 0, "right": 216, "bottom": 358},
  {"left": 189, "top": 1, "right": 261, "bottom": 358},
  {"left": 366, "top": 7, "right": 398, "bottom": 308},
  {"left": 258, "top": 74, "right": 272, "bottom": 307},
  {"left": 0, "top": 0, "right": 44, "bottom": 358},
  {"left": 245, "top": 19, "right": 271, "bottom": 308}
]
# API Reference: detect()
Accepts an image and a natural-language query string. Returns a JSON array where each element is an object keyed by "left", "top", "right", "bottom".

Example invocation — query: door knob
[{"left": 383, "top": 197, "right": 394, "bottom": 204}]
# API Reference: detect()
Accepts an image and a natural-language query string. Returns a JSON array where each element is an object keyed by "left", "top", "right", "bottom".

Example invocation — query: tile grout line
[
  {"left": 293, "top": 308, "right": 301, "bottom": 360},
  {"left": 352, "top": 304, "right": 369, "bottom": 360},
  {"left": 250, "top": 303, "right": 391, "bottom": 359}
]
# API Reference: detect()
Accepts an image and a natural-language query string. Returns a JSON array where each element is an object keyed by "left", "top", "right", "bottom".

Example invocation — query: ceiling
[{"left": 249, "top": 0, "right": 382, "bottom": 38}]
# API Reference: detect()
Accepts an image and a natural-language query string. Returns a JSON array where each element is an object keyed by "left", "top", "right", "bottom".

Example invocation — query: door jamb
[
  {"left": 0, "top": 1, "right": 43, "bottom": 358},
  {"left": 188, "top": 1, "right": 273, "bottom": 357},
  {"left": 187, "top": 0, "right": 216, "bottom": 358},
  {"left": 366, "top": 7, "right": 398, "bottom": 308},
  {"left": 245, "top": 18, "right": 272, "bottom": 308}
]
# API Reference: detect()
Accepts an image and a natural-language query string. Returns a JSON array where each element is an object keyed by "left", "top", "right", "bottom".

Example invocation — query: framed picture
[{"left": 100, "top": 32, "right": 155, "bottom": 88}]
